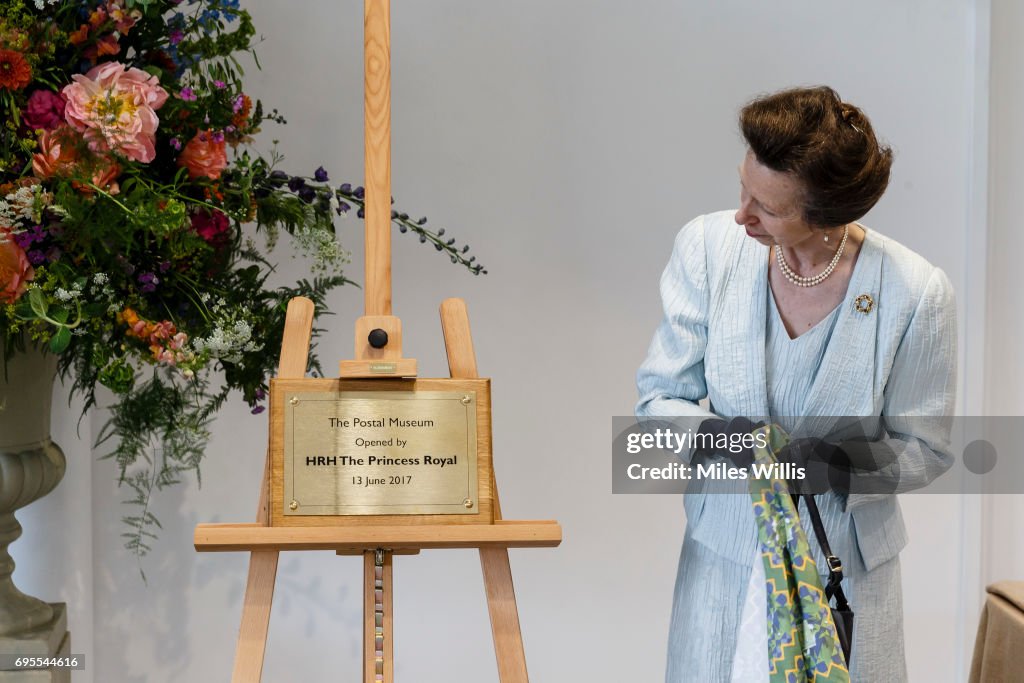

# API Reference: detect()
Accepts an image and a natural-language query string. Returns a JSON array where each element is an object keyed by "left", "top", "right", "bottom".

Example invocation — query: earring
[{"left": 824, "top": 230, "right": 830, "bottom": 243}]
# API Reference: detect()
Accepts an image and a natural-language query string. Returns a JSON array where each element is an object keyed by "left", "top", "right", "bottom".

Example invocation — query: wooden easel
[{"left": 193, "top": 2, "right": 561, "bottom": 680}]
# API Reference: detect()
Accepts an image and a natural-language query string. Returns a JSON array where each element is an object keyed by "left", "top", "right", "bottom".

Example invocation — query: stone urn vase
[{"left": 0, "top": 343, "right": 66, "bottom": 636}]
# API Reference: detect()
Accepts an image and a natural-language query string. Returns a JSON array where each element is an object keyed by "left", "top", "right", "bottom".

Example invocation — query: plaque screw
[
  {"left": 463, "top": 498, "right": 474, "bottom": 509},
  {"left": 289, "top": 500, "right": 299, "bottom": 511},
  {"left": 461, "top": 395, "right": 472, "bottom": 405},
  {"left": 290, "top": 397, "right": 299, "bottom": 406}
]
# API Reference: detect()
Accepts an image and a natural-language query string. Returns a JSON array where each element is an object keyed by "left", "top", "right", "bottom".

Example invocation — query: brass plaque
[{"left": 283, "top": 390, "right": 478, "bottom": 515}]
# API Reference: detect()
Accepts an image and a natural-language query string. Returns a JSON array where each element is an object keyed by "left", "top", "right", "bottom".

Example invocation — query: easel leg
[
  {"left": 231, "top": 297, "right": 314, "bottom": 682},
  {"left": 480, "top": 548, "right": 530, "bottom": 681},
  {"left": 440, "top": 298, "right": 530, "bottom": 683},
  {"left": 231, "top": 551, "right": 279, "bottom": 683},
  {"left": 364, "top": 549, "right": 394, "bottom": 682}
]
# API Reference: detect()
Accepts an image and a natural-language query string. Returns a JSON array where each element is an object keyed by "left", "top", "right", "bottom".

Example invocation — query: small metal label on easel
[
  {"left": 283, "top": 390, "right": 478, "bottom": 515},
  {"left": 369, "top": 363, "right": 397, "bottom": 374}
]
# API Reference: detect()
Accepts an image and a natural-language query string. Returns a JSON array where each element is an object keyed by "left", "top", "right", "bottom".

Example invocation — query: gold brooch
[{"left": 854, "top": 293, "right": 874, "bottom": 314}]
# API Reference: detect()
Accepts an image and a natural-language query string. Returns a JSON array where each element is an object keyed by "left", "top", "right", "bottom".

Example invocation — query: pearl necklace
[{"left": 774, "top": 225, "right": 849, "bottom": 287}]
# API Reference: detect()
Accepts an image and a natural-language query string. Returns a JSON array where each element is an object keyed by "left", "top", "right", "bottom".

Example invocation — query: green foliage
[{"left": 0, "top": 0, "right": 485, "bottom": 572}]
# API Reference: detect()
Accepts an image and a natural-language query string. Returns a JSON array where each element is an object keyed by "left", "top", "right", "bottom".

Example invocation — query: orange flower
[
  {"left": 69, "top": 24, "right": 90, "bottom": 46},
  {"left": 0, "top": 50, "right": 31, "bottom": 91},
  {"left": 32, "top": 127, "right": 122, "bottom": 195},
  {"left": 90, "top": 34, "right": 121, "bottom": 60},
  {"left": 0, "top": 229, "right": 34, "bottom": 304},
  {"left": 177, "top": 130, "right": 228, "bottom": 180},
  {"left": 231, "top": 94, "right": 252, "bottom": 130},
  {"left": 32, "top": 127, "right": 79, "bottom": 179}
]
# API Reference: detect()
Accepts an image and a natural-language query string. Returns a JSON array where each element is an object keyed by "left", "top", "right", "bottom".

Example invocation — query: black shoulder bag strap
[{"left": 791, "top": 493, "right": 855, "bottom": 666}]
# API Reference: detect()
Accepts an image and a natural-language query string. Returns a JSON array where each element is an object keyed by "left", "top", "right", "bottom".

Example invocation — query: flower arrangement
[{"left": 0, "top": 0, "right": 483, "bottom": 562}]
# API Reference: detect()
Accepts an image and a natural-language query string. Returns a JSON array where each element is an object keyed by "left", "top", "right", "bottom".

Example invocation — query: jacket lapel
[
  {"left": 707, "top": 232, "right": 771, "bottom": 420},
  {"left": 794, "top": 228, "right": 883, "bottom": 435}
]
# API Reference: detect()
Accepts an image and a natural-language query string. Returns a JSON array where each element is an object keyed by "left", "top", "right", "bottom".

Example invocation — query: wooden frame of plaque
[{"left": 270, "top": 378, "right": 493, "bottom": 526}]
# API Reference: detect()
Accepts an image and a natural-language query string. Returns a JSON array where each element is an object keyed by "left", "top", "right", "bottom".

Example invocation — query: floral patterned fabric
[{"left": 749, "top": 425, "right": 850, "bottom": 683}]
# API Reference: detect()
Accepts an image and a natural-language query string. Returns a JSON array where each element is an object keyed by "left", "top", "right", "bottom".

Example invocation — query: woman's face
[{"left": 735, "top": 151, "right": 817, "bottom": 248}]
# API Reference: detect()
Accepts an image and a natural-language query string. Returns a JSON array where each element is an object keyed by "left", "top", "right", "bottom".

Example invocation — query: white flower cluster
[
  {"left": 3, "top": 187, "right": 39, "bottom": 221},
  {"left": 82, "top": 272, "right": 119, "bottom": 311},
  {"left": 33, "top": 0, "right": 60, "bottom": 8},
  {"left": 292, "top": 226, "right": 350, "bottom": 273},
  {"left": 55, "top": 287, "right": 81, "bottom": 302},
  {"left": 190, "top": 300, "right": 263, "bottom": 364}
]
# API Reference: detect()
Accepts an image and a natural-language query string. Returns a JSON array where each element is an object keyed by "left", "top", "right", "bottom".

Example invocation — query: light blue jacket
[{"left": 636, "top": 211, "right": 957, "bottom": 572}]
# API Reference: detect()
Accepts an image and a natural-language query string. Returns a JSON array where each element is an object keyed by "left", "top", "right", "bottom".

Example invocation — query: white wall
[
  {"left": 10, "top": 1, "right": 1001, "bottom": 681},
  {"left": 984, "top": 0, "right": 1024, "bottom": 586}
]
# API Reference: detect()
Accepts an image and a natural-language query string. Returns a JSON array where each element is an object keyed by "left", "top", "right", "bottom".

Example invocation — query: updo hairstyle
[{"left": 739, "top": 86, "right": 893, "bottom": 228}]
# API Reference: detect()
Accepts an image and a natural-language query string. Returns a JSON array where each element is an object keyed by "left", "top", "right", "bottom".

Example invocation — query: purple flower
[
  {"left": 255, "top": 387, "right": 266, "bottom": 400},
  {"left": 314, "top": 166, "right": 329, "bottom": 182},
  {"left": 354, "top": 186, "right": 365, "bottom": 199},
  {"left": 159, "top": 261, "right": 171, "bottom": 272},
  {"left": 336, "top": 201, "right": 351, "bottom": 215},
  {"left": 27, "top": 249, "right": 46, "bottom": 265},
  {"left": 339, "top": 183, "right": 352, "bottom": 193},
  {"left": 232, "top": 94, "right": 245, "bottom": 113},
  {"left": 170, "top": 137, "right": 182, "bottom": 151},
  {"left": 211, "top": 130, "right": 225, "bottom": 143},
  {"left": 179, "top": 86, "right": 197, "bottom": 101},
  {"left": 298, "top": 186, "right": 316, "bottom": 204},
  {"left": 287, "top": 176, "right": 305, "bottom": 192},
  {"left": 251, "top": 405, "right": 266, "bottom": 415},
  {"left": 169, "top": 28, "right": 185, "bottom": 45},
  {"left": 138, "top": 272, "right": 160, "bottom": 293},
  {"left": 213, "top": 80, "right": 226, "bottom": 89}
]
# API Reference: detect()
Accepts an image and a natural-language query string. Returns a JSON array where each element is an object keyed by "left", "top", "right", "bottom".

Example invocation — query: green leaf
[
  {"left": 49, "top": 327, "right": 71, "bottom": 354},
  {"left": 28, "top": 289, "right": 48, "bottom": 319}
]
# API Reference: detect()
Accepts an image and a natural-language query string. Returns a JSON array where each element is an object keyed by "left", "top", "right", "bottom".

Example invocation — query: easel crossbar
[{"left": 195, "top": 521, "right": 561, "bottom": 552}]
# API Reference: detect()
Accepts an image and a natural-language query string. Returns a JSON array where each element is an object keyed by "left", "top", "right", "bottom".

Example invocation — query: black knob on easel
[{"left": 368, "top": 328, "right": 389, "bottom": 348}]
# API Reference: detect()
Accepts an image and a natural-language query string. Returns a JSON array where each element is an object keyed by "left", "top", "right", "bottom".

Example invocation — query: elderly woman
[{"left": 636, "top": 86, "right": 956, "bottom": 682}]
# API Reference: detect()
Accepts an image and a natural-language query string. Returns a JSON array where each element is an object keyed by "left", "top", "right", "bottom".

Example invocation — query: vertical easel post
[
  {"left": 364, "top": 0, "right": 392, "bottom": 317},
  {"left": 364, "top": 550, "right": 394, "bottom": 683}
]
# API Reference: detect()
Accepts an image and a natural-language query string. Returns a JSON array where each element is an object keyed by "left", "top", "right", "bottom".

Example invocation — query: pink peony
[
  {"left": 62, "top": 61, "right": 169, "bottom": 163},
  {"left": 177, "top": 130, "right": 228, "bottom": 180},
  {"left": 23, "top": 90, "right": 66, "bottom": 130},
  {"left": 0, "top": 229, "right": 34, "bottom": 303}
]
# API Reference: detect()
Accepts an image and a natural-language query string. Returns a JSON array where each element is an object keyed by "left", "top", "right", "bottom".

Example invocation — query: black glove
[
  {"left": 692, "top": 416, "right": 765, "bottom": 469},
  {"left": 777, "top": 438, "right": 848, "bottom": 495}
]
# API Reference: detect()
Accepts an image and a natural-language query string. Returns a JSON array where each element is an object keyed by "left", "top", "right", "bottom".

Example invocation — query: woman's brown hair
[{"left": 739, "top": 86, "right": 893, "bottom": 228}]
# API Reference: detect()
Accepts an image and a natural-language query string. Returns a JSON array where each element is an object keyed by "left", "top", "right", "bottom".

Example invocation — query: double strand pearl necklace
[{"left": 774, "top": 224, "right": 849, "bottom": 288}]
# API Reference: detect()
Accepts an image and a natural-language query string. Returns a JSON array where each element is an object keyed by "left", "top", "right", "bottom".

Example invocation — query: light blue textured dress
[
  {"left": 729, "top": 287, "right": 846, "bottom": 681},
  {"left": 638, "top": 211, "right": 957, "bottom": 683}
]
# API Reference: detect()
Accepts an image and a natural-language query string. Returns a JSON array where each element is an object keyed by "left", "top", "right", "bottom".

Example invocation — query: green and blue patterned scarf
[{"left": 749, "top": 425, "right": 851, "bottom": 683}]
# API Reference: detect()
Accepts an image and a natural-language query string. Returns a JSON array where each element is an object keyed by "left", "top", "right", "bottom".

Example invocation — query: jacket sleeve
[
  {"left": 844, "top": 266, "right": 958, "bottom": 510},
  {"left": 635, "top": 215, "right": 719, "bottom": 422}
]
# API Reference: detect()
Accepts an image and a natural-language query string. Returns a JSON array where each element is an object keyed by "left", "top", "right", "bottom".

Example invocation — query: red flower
[
  {"left": 0, "top": 50, "right": 31, "bottom": 91},
  {"left": 23, "top": 90, "right": 66, "bottom": 131},
  {"left": 191, "top": 209, "right": 231, "bottom": 246}
]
